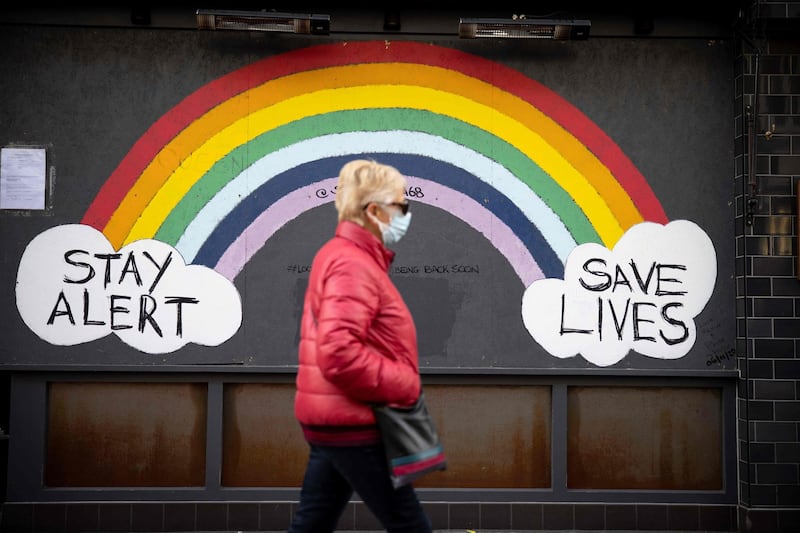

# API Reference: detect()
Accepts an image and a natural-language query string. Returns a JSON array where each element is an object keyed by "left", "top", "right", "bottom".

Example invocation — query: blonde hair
[{"left": 334, "top": 159, "right": 407, "bottom": 223}]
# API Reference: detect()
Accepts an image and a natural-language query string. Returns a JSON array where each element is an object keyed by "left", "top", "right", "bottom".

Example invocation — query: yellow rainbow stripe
[{"left": 104, "top": 63, "right": 642, "bottom": 249}]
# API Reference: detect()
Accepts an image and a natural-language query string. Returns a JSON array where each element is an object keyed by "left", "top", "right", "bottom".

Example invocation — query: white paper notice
[{"left": 1, "top": 147, "right": 47, "bottom": 209}]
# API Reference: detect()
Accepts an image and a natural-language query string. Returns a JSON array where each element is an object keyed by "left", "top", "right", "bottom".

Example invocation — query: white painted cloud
[
  {"left": 521, "top": 220, "right": 716, "bottom": 367},
  {"left": 16, "top": 224, "right": 242, "bottom": 354}
]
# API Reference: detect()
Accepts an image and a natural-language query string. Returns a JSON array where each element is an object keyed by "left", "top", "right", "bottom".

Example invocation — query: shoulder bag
[{"left": 372, "top": 392, "right": 447, "bottom": 489}]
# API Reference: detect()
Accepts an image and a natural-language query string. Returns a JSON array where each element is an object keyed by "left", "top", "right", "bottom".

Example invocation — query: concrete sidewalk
[{"left": 253, "top": 528, "right": 739, "bottom": 532}]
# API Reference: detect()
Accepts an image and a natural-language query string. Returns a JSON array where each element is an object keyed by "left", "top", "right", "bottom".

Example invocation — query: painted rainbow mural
[{"left": 81, "top": 41, "right": 668, "bottom": 287}]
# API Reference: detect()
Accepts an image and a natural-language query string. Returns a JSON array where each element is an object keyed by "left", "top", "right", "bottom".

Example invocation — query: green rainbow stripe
[{"left": 155, "top": 108, "right": 598, "bottom": 247}]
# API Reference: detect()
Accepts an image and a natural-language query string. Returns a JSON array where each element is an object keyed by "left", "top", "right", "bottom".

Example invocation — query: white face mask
[{"left": 369, "top": 206, "right": 412, "bottom": 246}]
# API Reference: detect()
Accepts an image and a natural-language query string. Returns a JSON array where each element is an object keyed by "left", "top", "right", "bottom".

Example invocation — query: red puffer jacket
[{"left": 295, "top": 220, "right": 421, "bottom": 446}]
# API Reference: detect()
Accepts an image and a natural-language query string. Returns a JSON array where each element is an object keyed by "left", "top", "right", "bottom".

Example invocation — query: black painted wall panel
[{"left": 0, "top": 24, "right": 736, "bottom": 373}]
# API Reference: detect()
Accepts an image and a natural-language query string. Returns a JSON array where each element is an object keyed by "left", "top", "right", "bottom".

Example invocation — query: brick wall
[{"left": 735, "top": 2, "right": 800, "bottom": 531}]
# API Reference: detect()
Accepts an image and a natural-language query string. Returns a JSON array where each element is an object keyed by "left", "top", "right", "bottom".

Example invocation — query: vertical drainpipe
[{"left": 741, "top": 29, "right": 760, "bottom": 512}]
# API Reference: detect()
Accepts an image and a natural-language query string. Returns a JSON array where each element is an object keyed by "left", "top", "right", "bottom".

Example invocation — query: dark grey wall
[{"left": 0, "top": 23, "right": 736, "bottom": 373}]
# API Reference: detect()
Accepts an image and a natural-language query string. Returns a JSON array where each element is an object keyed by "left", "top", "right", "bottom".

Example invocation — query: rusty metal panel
[
  {"left": 46, "top": 382, "right": 207, "bottom": 487},
  {"left": 221, "top": 383, "right": 306, "bottom": 486},
  {"left": 221, "top": 383, "right": 551, "bottom": 489},
  {"left": 567, "top": 386, "right": 722, "bottom": 490},
  {"left": 417, "top": 385, "right": 551, "bottom": 488}
]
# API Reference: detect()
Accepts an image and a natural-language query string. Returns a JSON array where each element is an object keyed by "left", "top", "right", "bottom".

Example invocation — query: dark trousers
[{"left": 287, "top": 443, "right": 432, "bottom": 533}]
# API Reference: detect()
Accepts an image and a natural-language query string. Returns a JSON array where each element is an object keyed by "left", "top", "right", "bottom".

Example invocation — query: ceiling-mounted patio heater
[
  {"left": 459, "top": 17, "right": 590, "bottom": 40},
  {"left": 196, "top": 9, "right": 330, "bottom": 35}
]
